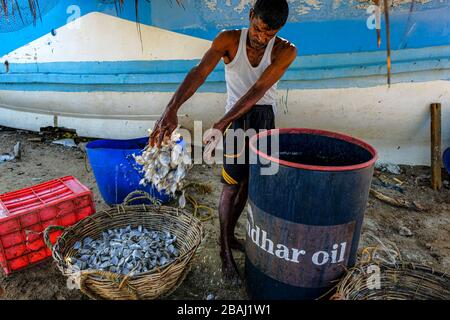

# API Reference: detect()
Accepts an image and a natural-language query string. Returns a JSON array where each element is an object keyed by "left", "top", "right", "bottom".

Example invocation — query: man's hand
[{"left": 149, "top": 110, "right": 178, "bottom": 147}]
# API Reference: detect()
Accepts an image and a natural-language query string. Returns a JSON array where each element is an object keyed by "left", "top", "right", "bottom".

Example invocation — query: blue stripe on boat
[{"left": 0, "top": 45, "right": 449, "bottom": 92}]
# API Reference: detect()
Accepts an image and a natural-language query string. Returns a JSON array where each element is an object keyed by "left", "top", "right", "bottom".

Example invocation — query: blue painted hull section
[
  {"left": 1, "top": 45, "right": 448, "bottom": 92},
  {"left": 0, "top": 1, "right": 448, "bottom": 93}
]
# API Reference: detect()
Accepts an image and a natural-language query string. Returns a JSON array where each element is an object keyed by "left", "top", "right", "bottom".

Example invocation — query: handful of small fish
[
  {"left": 134, "top": 130, "right": 192, "bottom": 199},
  {"left": 68, "top": 225, "right": 180, "bottom": 275}
]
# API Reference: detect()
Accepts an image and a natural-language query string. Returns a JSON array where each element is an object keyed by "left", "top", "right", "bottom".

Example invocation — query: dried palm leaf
[
  {"left": 13, "top": 0, "right": 24, "bottom": 24},
  {"left": 1, "top": 0, "right": 7, "bottom": 17}
]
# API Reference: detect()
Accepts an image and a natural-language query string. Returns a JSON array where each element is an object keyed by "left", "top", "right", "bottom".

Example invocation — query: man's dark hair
[{"left": 253, "top": 0, "right": 289, "bottom": 30}]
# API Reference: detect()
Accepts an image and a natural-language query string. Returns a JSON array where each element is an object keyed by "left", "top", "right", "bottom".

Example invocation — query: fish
[
  {"left": 134, "top": 129, "right": 192, "bottom": 199},
  {"left": 70, "top": 225, "right": 180, "bottom": 275}
]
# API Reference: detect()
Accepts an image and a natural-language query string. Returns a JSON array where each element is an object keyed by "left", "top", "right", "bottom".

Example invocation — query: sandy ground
[{"left": 0, "top": 126, "right": 449, "bottom": 300}]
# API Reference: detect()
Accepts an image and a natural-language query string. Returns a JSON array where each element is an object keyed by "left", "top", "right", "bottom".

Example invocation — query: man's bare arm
[
  {"left": 213, "top": 44, "right": 297, "bottom": 132},
  {"left": 150, "top": 31, "right": 231, "bottom": 146},
  {"left": 165, "top": 32, "right": 230, "bottom": 114}
]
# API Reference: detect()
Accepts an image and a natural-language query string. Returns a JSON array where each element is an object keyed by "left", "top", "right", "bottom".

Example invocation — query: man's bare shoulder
[
  {"left": 274, "top": 37, "right": 297, "bottom": 56},
  {"left": 215, "top": 29, "right": 241, "bottom": 45},
  {"left": 272, "top": 37, "right": 297, "bottom": 64},
  {"left": 211, "top": 29, "right": 241, "bottom": 56}
]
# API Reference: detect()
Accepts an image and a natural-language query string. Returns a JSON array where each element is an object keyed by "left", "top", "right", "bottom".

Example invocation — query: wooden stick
[
  {"left": 383, "top": 0, "right": 391, "bottom": 86},
  {"left": 369, "top": 188, "right": 428, "bottom": 212},
  {"left": 374, "top": 0, "right": 381, "bottom": 47},
  {"left": 430, "top": 103, "right": 442, "bottom": 190}
]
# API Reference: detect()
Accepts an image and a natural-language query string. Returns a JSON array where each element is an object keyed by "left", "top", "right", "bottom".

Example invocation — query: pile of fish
[
  {"left": 68, "top": 226, "right": 180, "bottom": 275},
  {"left": 134, "top": 130, "right": 192, "bottom": 198}
]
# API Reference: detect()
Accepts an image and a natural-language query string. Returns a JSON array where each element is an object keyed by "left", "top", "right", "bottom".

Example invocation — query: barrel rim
[{"left": 249, "top": 128, "right": 378, "bottom": 172}]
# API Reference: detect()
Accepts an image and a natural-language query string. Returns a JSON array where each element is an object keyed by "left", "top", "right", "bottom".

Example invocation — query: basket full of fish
[{"left": 44, "top": 191, "right": 204, "bottom": 300}]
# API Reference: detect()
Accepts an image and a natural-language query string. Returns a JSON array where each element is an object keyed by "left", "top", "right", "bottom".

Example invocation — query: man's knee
[{"left": 221, "top": 183, "right": 240, "bottom": 198}]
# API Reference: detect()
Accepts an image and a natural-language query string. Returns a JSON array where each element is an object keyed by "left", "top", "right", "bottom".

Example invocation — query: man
[{"left": 150, "top": 0, "right": 297, "bottom": 281}]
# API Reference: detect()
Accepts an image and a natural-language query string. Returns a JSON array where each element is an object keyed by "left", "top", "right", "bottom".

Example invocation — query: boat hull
[
  {"left": 0, "top": 1, "right": 449, "bottom": 165},
  {"left": 1, "top": 79, "right": 449, "bottom": 165}
]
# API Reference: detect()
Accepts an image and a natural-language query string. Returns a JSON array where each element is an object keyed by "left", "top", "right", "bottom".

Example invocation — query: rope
[
  {"left": 185, "top": 194, "right": 214, "bottom": 222},
  {"left": 181, "top": 182, "right": 215, "bottom": 222},
  {"left": 363, "top": 233, "right": 401, "bottom": 266}
]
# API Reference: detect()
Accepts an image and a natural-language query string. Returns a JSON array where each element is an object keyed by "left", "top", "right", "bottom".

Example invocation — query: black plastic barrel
[{"left": 246, "top": 128, "right": 378, "bottom": 300}]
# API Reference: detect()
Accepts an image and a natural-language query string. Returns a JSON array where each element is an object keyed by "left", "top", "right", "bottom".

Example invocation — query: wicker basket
[
  {"left": 44, "top": 192, "right": 204, "bottom": 300},
  {"left": 333, "top": 262, "right": 450, "bottom": 300}
]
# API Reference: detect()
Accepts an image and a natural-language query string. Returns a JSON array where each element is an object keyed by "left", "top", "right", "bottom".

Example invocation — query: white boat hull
[{"left": 1, "top": 80, "right": 449, "bottom": 165}]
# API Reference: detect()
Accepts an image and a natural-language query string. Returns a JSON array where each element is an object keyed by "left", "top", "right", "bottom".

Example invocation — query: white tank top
[{"left": 224, "top": 28, "right": 277, "bottom": 114}]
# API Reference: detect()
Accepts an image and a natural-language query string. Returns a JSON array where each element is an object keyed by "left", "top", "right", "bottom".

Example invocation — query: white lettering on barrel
[
  {"left": 260, "top": 230, "right": 274, "bottom": 254},
  {"left": 338, "top": 242, "right": 347, "bottom": 262},
  {"left": 275, "top": 244, "right": 290, "bottom": 261},
  {"left": 290, "top": 249, "right": 306, "bottom": 263},
  {"left": 331, "top": 244, "right": 339, "bottom": 263},
  {"left": 247, "top": 217, "right": 350, "bottom": 267},
  {"left": 251, "top": 226, "right": 260, "bottom": 246},
  {"left": 312, "top": 251, "right": 329, "bottom": 266}
]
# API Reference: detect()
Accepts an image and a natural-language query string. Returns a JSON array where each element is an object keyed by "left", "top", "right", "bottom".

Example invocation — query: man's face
[{"left": 248, "top": 10, "right": 280, "bottom": 50}]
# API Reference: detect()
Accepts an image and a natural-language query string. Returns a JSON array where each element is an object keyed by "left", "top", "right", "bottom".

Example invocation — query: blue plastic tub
[
  {"left": 86, "top": 137, "right": 181, "bottom": 206},
  {"left": 444, "top": 147, "right": 450, "bottom": 174}
]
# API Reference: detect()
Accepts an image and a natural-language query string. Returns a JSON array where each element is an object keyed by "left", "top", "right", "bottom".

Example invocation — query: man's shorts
[{"left": 221, "top": 105, "right": 275, "bottom": 185}]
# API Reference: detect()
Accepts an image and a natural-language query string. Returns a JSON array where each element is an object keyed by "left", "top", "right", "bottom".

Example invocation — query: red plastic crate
[{"left": 0, "top": 176, "right": 95, "bottom": 275}]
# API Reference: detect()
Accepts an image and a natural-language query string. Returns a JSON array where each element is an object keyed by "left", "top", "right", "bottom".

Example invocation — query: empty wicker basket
[
  {"left": 333, "top": 262, "right": 450, "bottom": 300},
  {"left": 45, "top": 198, "right": 204, "bottom": 300}
]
